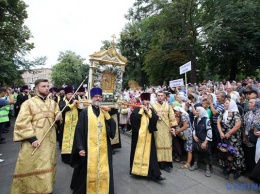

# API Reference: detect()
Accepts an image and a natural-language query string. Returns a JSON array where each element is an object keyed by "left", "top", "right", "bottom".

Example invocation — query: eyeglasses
[{"left": 93, "top": 95, "right": 102, "bottom": 99}]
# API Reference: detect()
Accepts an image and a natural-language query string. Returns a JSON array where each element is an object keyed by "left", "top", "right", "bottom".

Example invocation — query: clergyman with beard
[
  {"left": 70, "top": 87, "right": 116, "bottom": 194},
  {"left": 10, "top": 79, "right": 61, "bottom": 194}
]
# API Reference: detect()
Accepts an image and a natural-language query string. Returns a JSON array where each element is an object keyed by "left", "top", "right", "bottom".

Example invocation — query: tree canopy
[
  {"left": 119, "top": 0, "right": 260, "bottom": 85},
  {"left": 0, "top": 0, "right": 46, "bottom": 86},
  {"left": 51, "top": 51, "right": 89, "bottom": 88},
  {"left": 203, "top": 0, "right": 260, "bottom": 80}
]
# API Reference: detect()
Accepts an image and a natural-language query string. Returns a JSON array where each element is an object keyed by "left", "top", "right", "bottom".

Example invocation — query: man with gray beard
[{"left": 70, "top": 87, "right": 116, "bottom": 194}]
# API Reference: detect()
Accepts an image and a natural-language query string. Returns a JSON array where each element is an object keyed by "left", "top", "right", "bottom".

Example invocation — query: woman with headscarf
[
  {"left": 175, "top": 95, "right": 186, "bottom": 109},
  {"left": 189, "top": 107, "right": 212, "bottom": 177},
  {"left": 171, "top": 101, "right": 181, "bottom": 109},
  {"left": 243, "top": 99, "right": 260, "bottom": 173},
  {"left": 172, "top": 106, "right": 193, "bottom": 169},
  {"left": 248, "top": 99, "right": 260, "bottom": 183},
  {"left": 217, "top": 99, "right": 245, "bottom": 179}
]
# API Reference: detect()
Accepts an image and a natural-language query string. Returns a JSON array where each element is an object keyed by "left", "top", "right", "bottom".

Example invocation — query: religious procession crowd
[{"left": 0, "top": 77, "right": 259, "bottom": 194}]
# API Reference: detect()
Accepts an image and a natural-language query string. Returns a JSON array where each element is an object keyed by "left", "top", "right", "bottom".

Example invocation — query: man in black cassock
[
  {"left": 59, "top": 86, "right": 80, "bottom": 164},
  {"left": 109, "top": 108, "right": 121, "bottom": 153},
  {"left": 130, "top": 92, "right": 166, "bottom": 182},
  {"left": 70, "top": 87, "right": 116, "bottom": 194},
  {"left": 15, "top": 85, "right": 30, "bottom": 117}
]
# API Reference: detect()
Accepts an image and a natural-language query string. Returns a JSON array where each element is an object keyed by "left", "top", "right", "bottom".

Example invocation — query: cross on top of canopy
[{"left": 89, "top": 34, "right": 127, "bottom": 66}]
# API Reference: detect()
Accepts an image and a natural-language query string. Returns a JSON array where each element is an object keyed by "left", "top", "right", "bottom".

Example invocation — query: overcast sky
[{"left": 24, "top": 0, "right": 135, "bottom": 68}]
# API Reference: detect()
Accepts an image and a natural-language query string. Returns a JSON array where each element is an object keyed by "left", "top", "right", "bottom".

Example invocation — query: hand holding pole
[{"left": 31, "top": 75, "right": 88, "bottom": 156}]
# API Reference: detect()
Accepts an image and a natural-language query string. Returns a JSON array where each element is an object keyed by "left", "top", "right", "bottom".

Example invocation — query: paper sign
[
  {"left": 180, "top": 61, "right": 191, "bottom": 74},
  {"left": 169, "top": 79, "right": 184, "bottom": 87}
]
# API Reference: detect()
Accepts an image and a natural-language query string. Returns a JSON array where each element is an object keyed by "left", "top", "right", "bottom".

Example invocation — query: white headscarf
[
  {"left": 173, "top": 106, "right": 189, "bottom": 116},
  {"left": 196, "top": 107, "right": 209, "bottom": 119},
  {"left": 195, "top": 107, "right": 208, "bottom": 123},
  {"left": 223, "top": 99, "right": 239, "bottom": 123},
  {"left": 230, "top": 93, "right": 239, "bottom": 103}
]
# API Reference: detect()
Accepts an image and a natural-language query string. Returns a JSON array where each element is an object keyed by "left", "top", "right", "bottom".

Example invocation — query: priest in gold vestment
[
  {"left": 75, "top": 86, "right": 87, "bottom": 101},
  {"left": 10, "top": 79, "right": 61, "bottom": 194},
  {"left": 151, "top": 91, "right": 177, "bottom": 173},
  {"left": 130, "top": 93, "right": 166, "bottom": 182},
  {"left": 70, "top": 87, "right": 116, "bottom": 194},
  {"left": 59, "top": 86, "right": 80, "bottom": 164}
]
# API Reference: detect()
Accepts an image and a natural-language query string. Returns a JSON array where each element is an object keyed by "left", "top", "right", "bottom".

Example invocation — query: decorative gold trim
[
  {"left": 131, "top": 113, "right": 151, "bottom": 176},
  {"left": 13, "top": 167, "right": 54, "bottom": 178},
  {"left": 90, "top": 45, "right": 127, "bottom": 65},
  {"left": 87, "top": 106, "right": 110, "bottom": 193}
]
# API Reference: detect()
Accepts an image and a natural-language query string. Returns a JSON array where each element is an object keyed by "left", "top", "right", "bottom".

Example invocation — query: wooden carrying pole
[
  {"left": 80, "top": 101, "right": 111, "bottom": 111},
  {"left": 31, "top": 75, "right": 88, "bottom": 156},
  {"left": 121, "top": 102, "right": 142, "bottom": 108}
]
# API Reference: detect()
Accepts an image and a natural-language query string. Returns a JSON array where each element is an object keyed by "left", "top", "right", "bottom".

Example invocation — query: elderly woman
[
  {"left": 171, "top": 101, "right": 181, "bottom": 109},
  {"left": 175, "top": 95, "right": 186, "bottom": 109},
  {"left": 243, "top": 99, "right": 260, "bottom": 173},
  {"left": 217, "top": 99, "right": 245, "bottom": 179},
  {"left": 248, "top": 99, "right": 260, "bottom": 183},
  {"left": 172, "top": 106, "right": 193, "bottom": 169},
  {"left": 189, "top": 107, "right": 212, "bottom": 177}
]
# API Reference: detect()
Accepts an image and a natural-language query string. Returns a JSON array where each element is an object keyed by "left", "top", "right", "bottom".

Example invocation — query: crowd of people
[
  {"left": 119, "top": 77, "right": 259, "bottom": 181},
  {"left": 0, "top": 76, "right": 259, "bottom": 193}
]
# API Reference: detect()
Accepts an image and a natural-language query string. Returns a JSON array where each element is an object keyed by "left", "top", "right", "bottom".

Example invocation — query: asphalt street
[{"left": 0, "top": 117, "right": 259, "bottom": 194}]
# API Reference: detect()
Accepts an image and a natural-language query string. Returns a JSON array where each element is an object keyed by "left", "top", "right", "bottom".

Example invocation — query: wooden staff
[
  {"left": 149, "top": 103, "right": 173, "bottom": 129},
  {"left": 31, "top": 75, "right": 88, "bottom": 156}
]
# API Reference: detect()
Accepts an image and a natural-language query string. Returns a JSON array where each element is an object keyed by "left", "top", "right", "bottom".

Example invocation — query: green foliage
[
  {"left": 0, "top": 0, "right": 34, "bottom": 55},
  {"left": 121, "top": 0, "right": 204, "bottom": 84},
  {"left": 203, "top": 0, "right": 260, "bottom": 80},
  {"left": 51, "top": 51, "right": 89, "bottom": 88},
  {"left": 141, "top": 1, "right": 196, "bottom": 84},
  {"left": 119, "top": 0, "right": 260, "bottom": 84},
  {"left": 0, "top": 56, "right": 22, "bottom": 86},
  {"left": 119, "top": 22, "right": 149, "bottom": 88},
  {"left": 100, "top": 40, "right": 111, "bottom": 50},
  {"left": 0, "top": 55, "right": 46, "bottom": 86},
  {"left": 126, "top": 0, "right": 169, "bottom": 21},
  {"left": 0, "top": 0, "right": 46, "bottom": 86}
]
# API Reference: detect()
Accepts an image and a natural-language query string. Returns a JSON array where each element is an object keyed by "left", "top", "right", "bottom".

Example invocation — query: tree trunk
[
  {"left": 140, "top": 70, "right": 146, "bottom": 87},
  {"left": 189, "top": 49, "right": 197, "bottom": 84},
  {"left": 185, "top": 44, "right": 197, "bottom": 84}
]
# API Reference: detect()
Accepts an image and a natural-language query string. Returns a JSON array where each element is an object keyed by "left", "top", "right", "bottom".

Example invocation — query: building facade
[{"left": 22, "top": 68, "right": 53, "bottom": 89}]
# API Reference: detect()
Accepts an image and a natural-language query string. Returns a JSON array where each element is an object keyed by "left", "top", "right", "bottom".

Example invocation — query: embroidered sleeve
[
  {"left": 104, "top": 112, "right": 111, "bottom": 120},
  {"left": 13, "top": 101, "right": 35, "bottom": 141}
]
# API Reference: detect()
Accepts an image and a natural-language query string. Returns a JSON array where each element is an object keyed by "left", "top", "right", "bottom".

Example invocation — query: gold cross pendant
[{"left": 98, "top": 122, "right": 103, "bottom": 131}]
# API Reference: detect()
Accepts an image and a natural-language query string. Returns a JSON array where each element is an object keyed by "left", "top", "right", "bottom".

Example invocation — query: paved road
[{"left": 0, "top": 117, "right": 259, "bottom": 194}]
